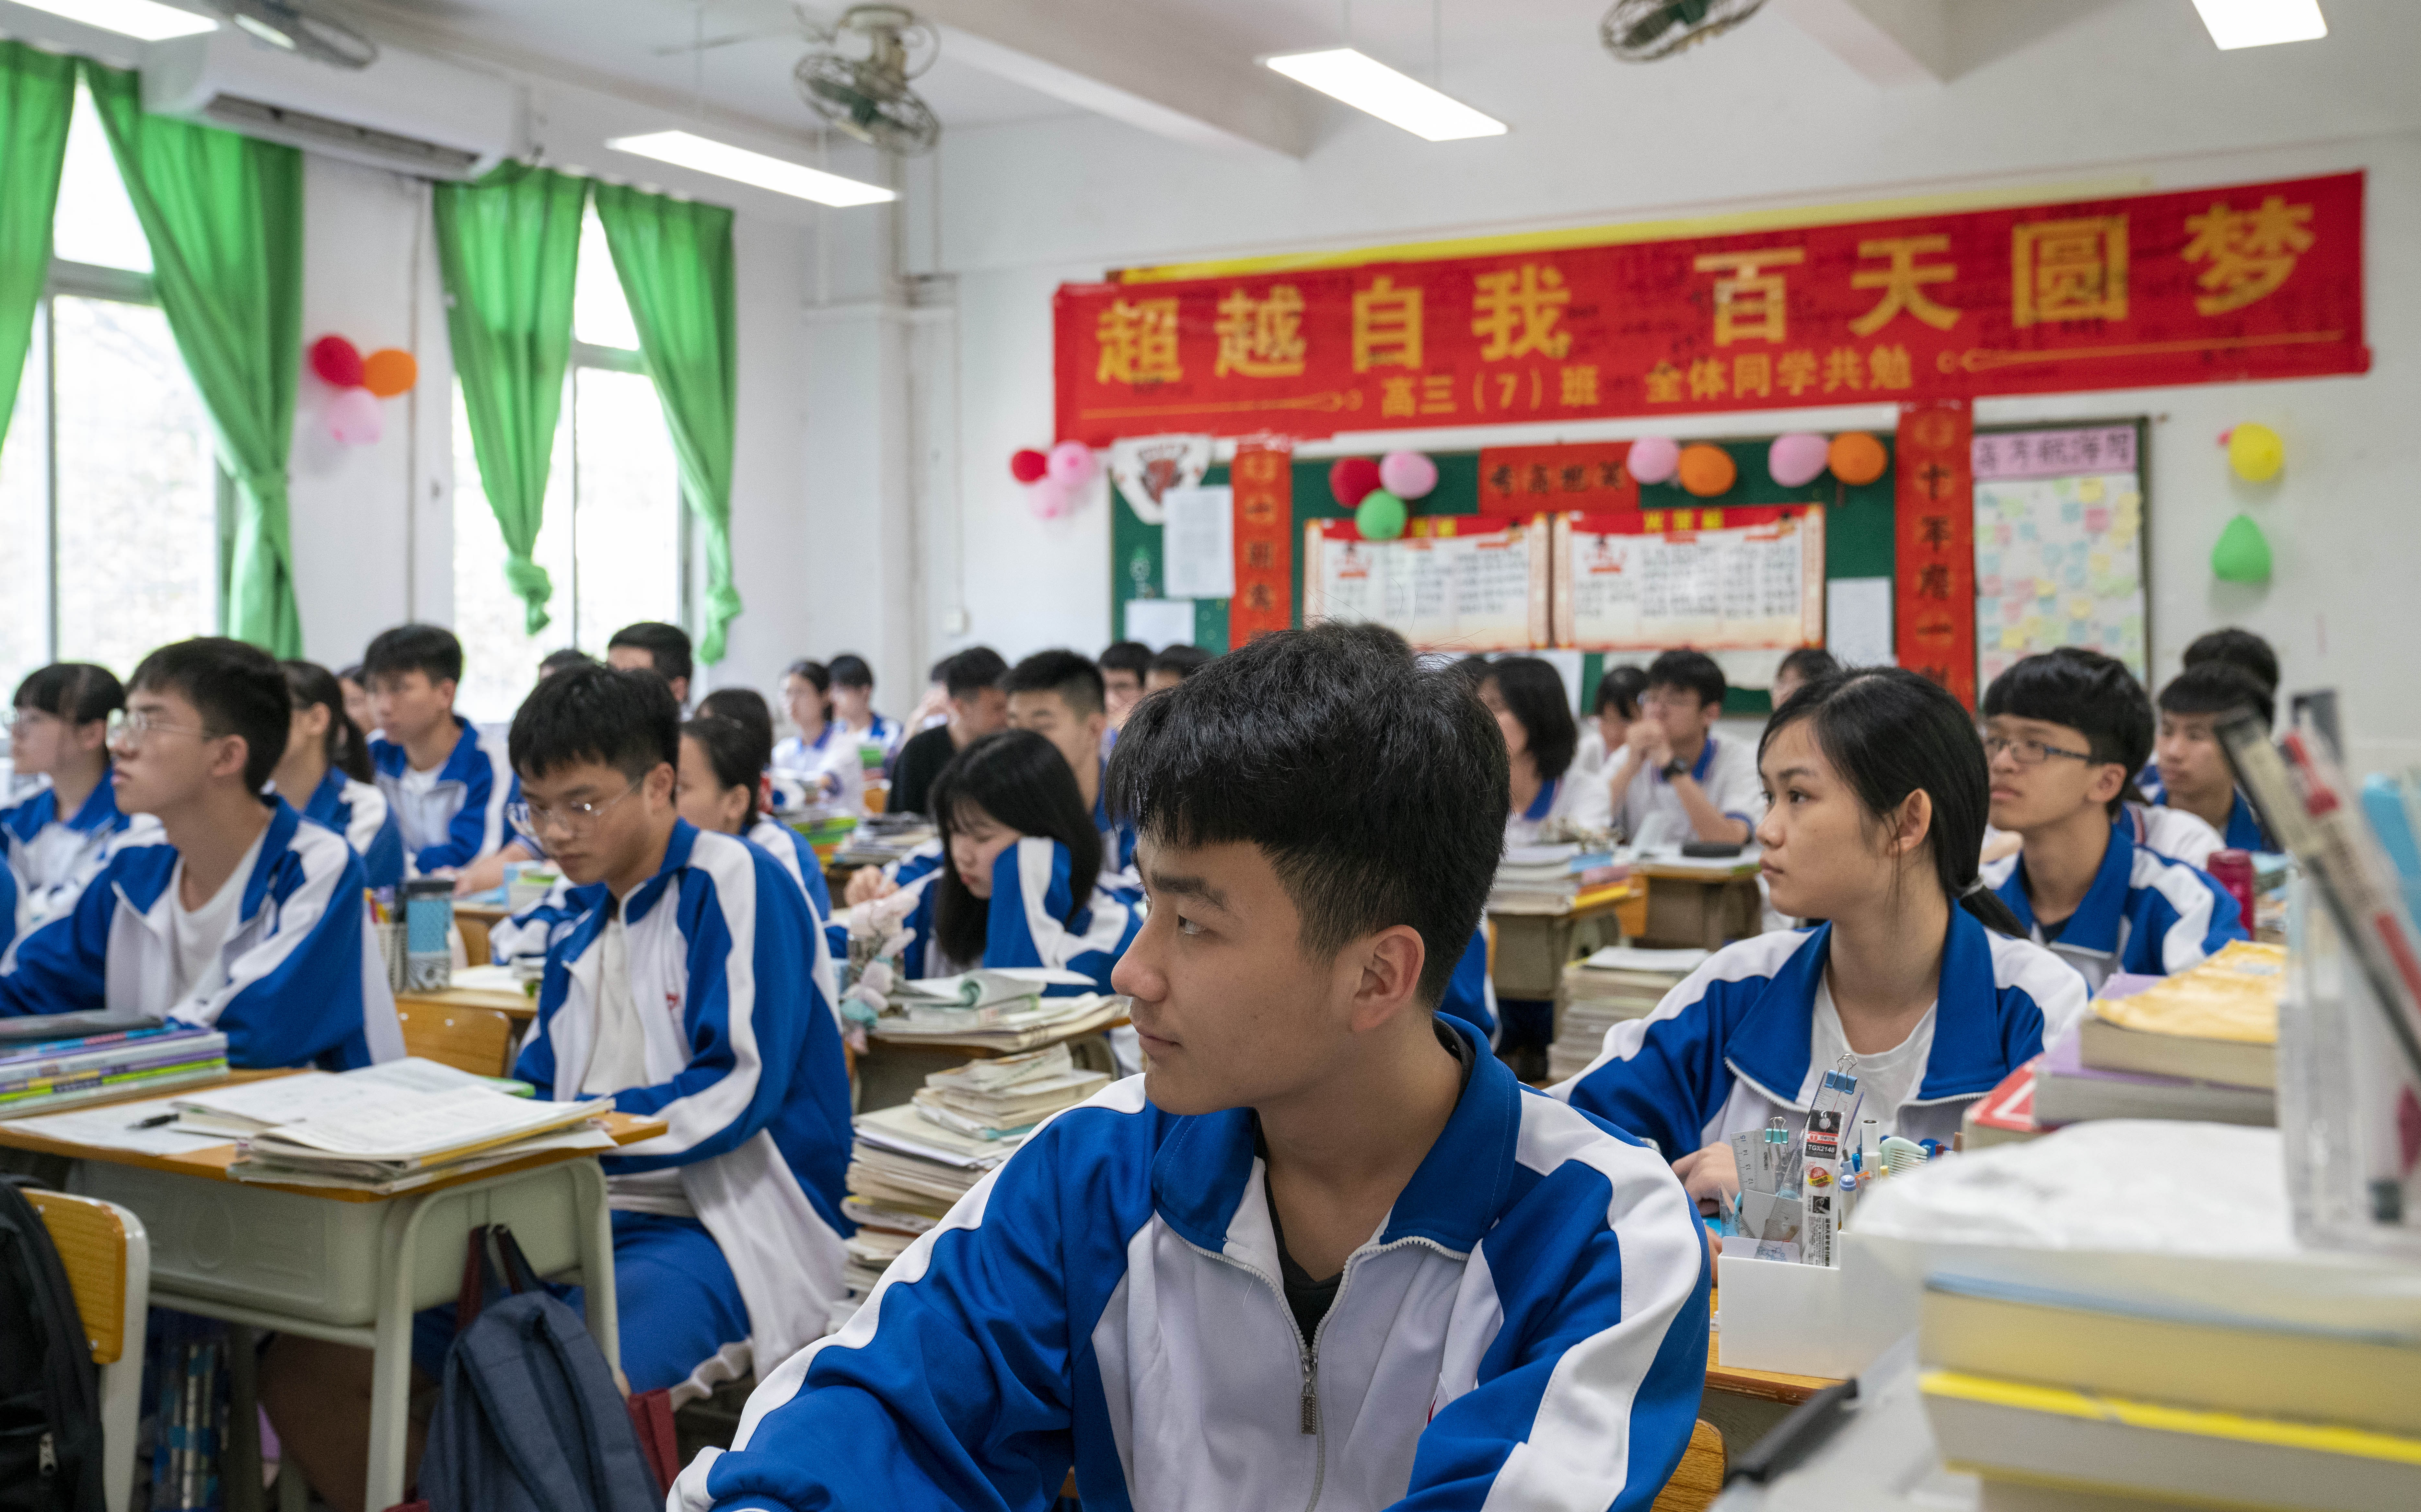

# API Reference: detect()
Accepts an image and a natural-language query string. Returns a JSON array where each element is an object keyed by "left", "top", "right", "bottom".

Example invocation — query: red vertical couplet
[
  {"left": 1229, "top": 440, "right": 1295, "bottom": 642},
  {"left": 1893, "top": 399, "right": 1977, "bottom": 707}
]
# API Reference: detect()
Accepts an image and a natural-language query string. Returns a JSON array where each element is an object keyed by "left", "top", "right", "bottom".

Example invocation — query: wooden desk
[
  {"left": 0, "top": 1071, "right": 664, "bottom": 1512},
  {"left": 1632, "top": 865, "right": 1764, "bottom": 951},
  {"left": 856, "top": 1015, "right": 1130, "bottom": 1110},
  {"left": 1486, "top": 882, "right": 1640, "bottom": 1000},
  {"left": 1703, "top": 1326, "right": 1843, "bottom": 1456},
  {"left": 398, "top": 983, "right": 538, "bottom": 1025}
]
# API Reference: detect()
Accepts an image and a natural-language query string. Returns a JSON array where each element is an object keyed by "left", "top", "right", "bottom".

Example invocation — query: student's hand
[
  {"left": 845, "top": 866, "right": 897, "bottom": 905},
  {"left": 454, "top": 848, "right": 517, "bottom": 897},
  {"left": 1673, "top": 1140, "right": 1742, "bottom": 1214},
  {"left": 1980, "top": 830, "right": 2023, "bottom": 865}
]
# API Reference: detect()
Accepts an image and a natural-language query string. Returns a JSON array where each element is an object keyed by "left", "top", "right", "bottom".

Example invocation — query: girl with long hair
[{"left": 274, "top": 661, "right": 406, "bottom": 889}]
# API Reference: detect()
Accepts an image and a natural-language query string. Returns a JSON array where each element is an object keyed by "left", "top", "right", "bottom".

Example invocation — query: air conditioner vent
[{"left": 202, "top": 94, "right": 485, "bottom": 178}]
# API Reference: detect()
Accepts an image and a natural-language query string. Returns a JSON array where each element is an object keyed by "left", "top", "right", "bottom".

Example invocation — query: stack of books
[
  {"left": 834, "top": 1044, "right": 1107, "bottom": 1333},
  {"left": 1548, "top": 945, "right": 1706, "bottom": 1081},
  {"left": 2032, "top": 942, "right": 2282, "bottom": 1128},
  {"left": 870, "top": 969, "right": 1128, "bottom": 1054},
  {"left": 832, "top": 815, "right": 936, "bottom": 870},
  {"left": 1920, "top": 1274, "right": 2421, "bottom": 1509},
  {"left": 0, "top": 1024, "right": 229, "bottom": 1117},
  {"left": 789, "top": 812, "right": 860, "bottom": 866},
  {"left": 1489, "top": 843, "right": 1630, "bottom": 914}
]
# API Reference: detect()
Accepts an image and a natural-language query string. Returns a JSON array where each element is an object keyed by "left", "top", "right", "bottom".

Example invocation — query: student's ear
[
  {"left": 70, "top": 718, "right": 108, "bottom": 757},
  {"left": 209, "top": 733, "right": 251, "bottom": 785},
  {"left": 1889, "top": 789, "right": 1934, "bottom": 859},
  {"left": 1346, "top": 924, "right": 1427, "bottom": 1034},
  {"left": 1699, "top": 699, "right": 1721, "bottom": 734},
  {"left": 435, "top": 678, "right": 458, "bottom": 706},
  {"left": 645, "top": 761, "right": 677, "bottom": 805},
  {"left": 2086, "top": 762, "right": 2128, "bottom": 808}
]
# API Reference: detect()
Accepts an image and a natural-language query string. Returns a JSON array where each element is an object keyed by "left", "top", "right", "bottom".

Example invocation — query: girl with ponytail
[{"left": 1551, "top": 668, "right": 2086, "bottom": 1209}]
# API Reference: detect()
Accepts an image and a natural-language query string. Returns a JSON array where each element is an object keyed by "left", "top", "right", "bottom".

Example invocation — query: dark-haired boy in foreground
[{"left": 677, "top": 623, "right": 1709, "bottom": 1512}]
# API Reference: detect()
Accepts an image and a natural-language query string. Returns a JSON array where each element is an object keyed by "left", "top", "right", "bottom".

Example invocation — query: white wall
[{"left": 918, "top": 0, "right": 2421, "bottom": 769}]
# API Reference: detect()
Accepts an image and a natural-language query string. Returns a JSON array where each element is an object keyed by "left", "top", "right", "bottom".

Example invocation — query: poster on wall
[
  {"left": 1972, "top": 424, "right": 2148, "bottom": 688},
  {"left": 1550, "top": 506, "right": 1825, "bottom": 652},
  {"left": 1302, "top": 516, "right": 1548, "bottom": 651}
]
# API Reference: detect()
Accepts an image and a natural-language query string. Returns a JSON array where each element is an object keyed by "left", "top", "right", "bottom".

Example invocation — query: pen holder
[
  {"left": 1714, "top": 1233, "right": 1916, "bottom": 1380},
  {"left": 375, "top": 919, "right": 407, "bottom": 992},
  {"left": 402, "top": 878, "right": 453, "bottom": 992}
]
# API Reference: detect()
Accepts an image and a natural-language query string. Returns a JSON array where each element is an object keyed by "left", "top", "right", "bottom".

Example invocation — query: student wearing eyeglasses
[
  {"left": 1977, "top": 649, "right": 2246, "bottom": 991},
  {"left": 0, "top": 639, "right": 403, "bottom": 1069},
  {"left": 3, "top": 663, "right": 161, "bottom": 933}
]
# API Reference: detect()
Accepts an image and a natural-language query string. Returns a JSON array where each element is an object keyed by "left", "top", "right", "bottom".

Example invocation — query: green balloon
[
  {"left": 1356, "top": 489, "right": 1407, "bottom": 540},
  {"left": 2211, "top": 512, "right": 2272, "bottom": 584}
]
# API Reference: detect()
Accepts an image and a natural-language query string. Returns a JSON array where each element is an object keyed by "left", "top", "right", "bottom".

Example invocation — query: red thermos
[{"left": 2208, "top": 848, "right": 2256, "bottom": 930}]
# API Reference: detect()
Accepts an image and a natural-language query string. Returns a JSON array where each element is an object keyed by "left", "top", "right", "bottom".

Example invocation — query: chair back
[
  {"left": 27, "top": 1189, "right": 132, "bottom": 1365},
  {"left": 398, "top": 1005, "right": 517, "bottom": 1077}
]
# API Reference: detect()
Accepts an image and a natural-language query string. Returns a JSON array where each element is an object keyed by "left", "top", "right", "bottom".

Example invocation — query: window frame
[{"left": 560, "top": 332, "right": 694, "bottom": 645}]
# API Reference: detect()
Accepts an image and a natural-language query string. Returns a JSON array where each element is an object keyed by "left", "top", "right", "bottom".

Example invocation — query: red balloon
[
  {"left": 1328, "top": 456, "right": 1382, "bottom": 508},
  {"left": 310, "top": 335, "right": 363, "bottom": 388},
  {"left": 1009, "top": 448, "right": 1049, "bottom": 483}
]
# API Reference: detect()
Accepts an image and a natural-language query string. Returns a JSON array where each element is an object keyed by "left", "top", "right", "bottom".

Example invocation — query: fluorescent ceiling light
[
  {"left": 2191, "top": 0, "right": 2327, "bottom": 50},
  {"left": 1265, "top": 48, "right": 1506, "bottom": 142},
  {"left": 606, "top": 130, "right": 894, "bottom": 208},
  {"left": 6, "top": 0, "right": 217, "bottom": 41}
]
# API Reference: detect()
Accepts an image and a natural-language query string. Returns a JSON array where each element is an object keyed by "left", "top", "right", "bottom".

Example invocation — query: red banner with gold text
[
  {"left": 1229, "top": 441, "right": 1293, "bottom": 642},
  {"left": 1056, "top": 173, "right": 2365, "bottom": 445},
  {"left": 1894, "top": 400, "right": 1976, "bottom": 707}
]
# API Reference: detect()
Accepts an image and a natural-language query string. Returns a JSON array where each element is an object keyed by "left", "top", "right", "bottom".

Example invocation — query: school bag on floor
[
  {"left": 0, "top": 1176, "right": 104, "bottom": 1512},
  {"left": 408, "top": 1224, "right": 668, "bottom": 1512}
]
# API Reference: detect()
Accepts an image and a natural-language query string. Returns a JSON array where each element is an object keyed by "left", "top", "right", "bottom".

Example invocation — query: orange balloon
[
  {"left": 1676, "top": 443, "right": 1736, "bottom": 498},
  {"left": 1828, "top": 430, "right": 1887, "bottom": 486},
  {"left": 361, "top": 348, "right": 418, "bottom": 398}
]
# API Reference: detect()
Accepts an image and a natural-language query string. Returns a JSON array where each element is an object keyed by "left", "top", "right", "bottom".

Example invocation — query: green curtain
[
  {"left": 0, "top": 45, "right": 72, "bottom": 450},
  {"left": 593, "top": 183, "right": 742, "bottom": 663},
  {"left": 433, "top": 163, "right": 585, "bottom": 634},
  {"left": 83, "top": 63, "right": 304, "bottom": 657}
]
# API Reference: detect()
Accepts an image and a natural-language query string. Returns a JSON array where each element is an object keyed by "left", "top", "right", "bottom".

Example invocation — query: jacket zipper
[{"left": 38, "top": 1431, "right": 55, "bottom": 1476}]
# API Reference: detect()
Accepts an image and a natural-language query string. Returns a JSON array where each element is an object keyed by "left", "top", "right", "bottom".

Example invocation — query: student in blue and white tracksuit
[
  {"left": 272, "top": 661, "right": 405, "bottom": 892},
  {"left": 1003, "top": 650, "right": 1140, "bottom": 887},
  {"left": 681, "top": 622, "right": 1707, "bottom": 1512},
  {"left": 360, "top": 624, "right": 518, "bottom": 877},
  {"left": 676, "top": 708, "right": 841, "bottom": 1018},
  {"left": 1980, "top": 649, "right": 2246, "bottom": 993},
  {"left": 770, "top": 660, "right": 867, "bottom": 816},
  {"left": 896, "top": 730, "right": 1143, "bottom": 995},
  {"left": 2146, "top": 661, "right": 2279, "bottom": 855},
  {"left": 0, "top": 641, "right": 402, "bottom": 1070},
  {"left": 1559, "top": 668, "right": 2088, "bottom": 1209},
  {"left": 3, "top": 662, "right": 158, "bottom": 931}
]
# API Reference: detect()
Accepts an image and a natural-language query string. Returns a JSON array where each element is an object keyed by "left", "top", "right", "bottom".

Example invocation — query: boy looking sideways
[
  {"left": 1144, "top": 642, "right": 1211, "bottom": 692},
  {"left": 2143, "top": 662, "right": 2275, "bottom": 853},
  {"left": 1005, "top": 648, "right": 1137, "bottom": 881},
  {"left": 1607, "top": 649, "right": 1762, "bottom": 847},
  {"left": 0, "top": 639, "right": 400, "bottom": 1069},
  {"left": 678, "top": 622, "right": 1708, "bottom": 1512},
  {"left": 1097, "top": 640, "right": 1152, "bottom": 730},
  {"left": 886, "top": 646, "right": 1010, "bottom": 821},
  {"left": 1979, "top": 649, "right": 2245, "bottom": 990},
  {"left": 361, "top": 624, "right": 520, "bottom": 886},
  {"left": 606, "top": 619, "right": 696, "bottom": 708}
]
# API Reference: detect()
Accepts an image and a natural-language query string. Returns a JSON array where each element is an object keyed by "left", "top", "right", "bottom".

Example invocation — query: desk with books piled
[{"left": 853, "top": 968, "right": 1129, "bottom": 1112}]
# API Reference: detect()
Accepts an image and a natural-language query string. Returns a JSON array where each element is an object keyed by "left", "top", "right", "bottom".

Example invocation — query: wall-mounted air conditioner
[{"left": 142, "top": 29, "right": 521, "bottom": 181}]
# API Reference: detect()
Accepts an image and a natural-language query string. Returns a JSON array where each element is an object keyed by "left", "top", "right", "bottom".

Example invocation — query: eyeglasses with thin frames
[
  {"left": 507, "top": 780, "right": 643, "bottom": 841},
  {"left": 105, "top": 710, "right": 214, "bottom": 749},
  {"left": 1980, "top": 733, "right": 2097, "bottom": 767}
]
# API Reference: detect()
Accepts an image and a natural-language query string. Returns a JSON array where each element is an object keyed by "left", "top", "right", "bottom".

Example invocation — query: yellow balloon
[{"left": 2228, "top": 422, "right": 2283, "bottom": 483}]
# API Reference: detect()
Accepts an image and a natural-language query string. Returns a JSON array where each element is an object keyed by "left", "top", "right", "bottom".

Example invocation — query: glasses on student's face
[
  {"left": 106, "top": 710, "right": 213, "bottom": 750},
  {"left": 508, "top": 780, "right": 642, "bottom": 840},
  {"left": 1980, "top": 733, "right": 2095, "bottom": 767},
  {"left": 1, "top": 708, "right": 55, "bottom": 734}
]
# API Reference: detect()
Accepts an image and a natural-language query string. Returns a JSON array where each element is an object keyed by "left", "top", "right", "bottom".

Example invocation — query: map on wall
[
  {"left": 1550, "top": 506, "right": 1826, "bottom": 652},
  {"left": 1301, "top": 515, "right": 1548, "bottom": 651},
  {"left": 1972, "top": 424, "right": 2147, "bottom": 688}
]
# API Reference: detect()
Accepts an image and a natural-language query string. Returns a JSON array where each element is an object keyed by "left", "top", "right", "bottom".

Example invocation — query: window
[
  {"left": 0, "top": 82, "right": 220, "bottom": 702},
  {"left": 452, "top": 204, "right": 684, "bottom": 722}
]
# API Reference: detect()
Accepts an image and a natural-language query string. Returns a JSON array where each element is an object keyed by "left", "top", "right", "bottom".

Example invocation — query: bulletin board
[
  {"left": 1972, "top": 421, "right": 2151, "bottom": 689},
  {"left": 1300, "top": 515, "right": 1550, "bottom": 650},
  {"left": 1551, "top": 506, "right": 1826, "bottom": 652}
]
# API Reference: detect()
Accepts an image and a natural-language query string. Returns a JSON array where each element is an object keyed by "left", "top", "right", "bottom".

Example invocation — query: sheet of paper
[
  {"left": 1973, "top": 469, "right": 2147, "bottom": 686},
  {"left": 1825, "top": 577, "right": 1895, "bottom": 668},
  {"left": 170, "top": 1058, "right": 488, "bottom": 1127},
  {"left": 1123, "top": 597, "right": 1195, "bottom": 648},
  {"left": 258, "top": 1086, "right": 610, "bottom": 1160},
  {"left": 2, "top": 1095, "right": 233, "bottom": 1155},
  {"left": 1160, "top": 485, "right": 1234, "bottom": 600}
]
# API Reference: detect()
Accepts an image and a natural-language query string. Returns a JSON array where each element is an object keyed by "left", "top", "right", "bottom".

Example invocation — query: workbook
[{"left": 2080, "top": 940, "right": 2284, "bottom": 1089}]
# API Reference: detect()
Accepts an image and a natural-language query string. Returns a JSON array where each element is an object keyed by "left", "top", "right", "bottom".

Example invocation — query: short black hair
[
  {"left": 361, "top": 623, "right": 462, "bottom": 686},
  {"left": 1107, "top": 622, "right": 1507, "bottom": 1007},
  {"left": 1776, "top": 647, "right": 1841, "bottom": 688},
  {"left": 1594, "top": 664, "right": 1648, "bottom": 721},
  {"left": 129, "top": 638, "right": 289, "bottom": 804},
  {"left": 13, "top": 662, "right": 124, "bottom": 725},
  {"left": 508, "top": 664, "right": 680, "bottom": 786},
  {"left": 336, "top": 663, "right": 364, "bottom": 686},
  {"left": 282, "top": 660, "right": 372, "bottom": 782},
  {"left": 1646, "top": 649, "right": 1726, "bottom": 709},
  {"left": 929, "top": 730, "right": 1101, "bottom": 966},
  {"left": 1005, "top": 649, "right": 1106, "bottom": 718},
  {"left": 1483, "top": 657, "right": 1580, "bottom": 783},
  {"left": 828, "top": 653, "right": 874, "bottom": 691},
  {"left": 1980, "top": 647, "right": 2152, "bottom": 816},
  {"left": 927, "top": 656, "right": 952, "bottom": 683},
  {"left": 2182, "top": 627, "right": 2278, "bottom": 694},
  {"left": 683, "top": 709, "right": 772, "bottom": 824},
  {"left": 944, "top": 647, "right": 1008, "bottom": 699},
  {"left": 697, "top": 686, "right": 775, "bottom": 745},
  {"left": 1099, "top": 641, "right": 1152, "bottom": 680},
  {"left": 608, "top": 622, "right": 693, "bottom": 688},
  {"left": 1148, "top": 645, "right": 1212, "bottom": 681},
  {"left": 538, "top": 648, "right": 594, "bottom": 678},
  {"left": 2159, "top": 662, "right": 2275, "bottom": 732}
]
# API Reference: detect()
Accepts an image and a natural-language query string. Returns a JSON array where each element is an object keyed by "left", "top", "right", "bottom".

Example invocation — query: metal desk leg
[
  {"left": 223, "top": 1323, "right": 264, "bottom": 1512},
  {"left": 365, "top": 1193, "right": 433, "bottom": 1512},
  {"left": 570, "top": 1159, "right": 620, "bottom": 1375}
]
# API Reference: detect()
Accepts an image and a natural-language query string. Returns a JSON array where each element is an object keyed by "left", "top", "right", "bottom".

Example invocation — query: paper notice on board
[
  {"left": 1826, "top": 578, "right": 1894, "bottom": 667},
  {"left": 1161, "top": 486, "right": 1234, "bottom": 600},
  {"left": 1124, "top": 598, "right": 1195, "bottom": 648}
]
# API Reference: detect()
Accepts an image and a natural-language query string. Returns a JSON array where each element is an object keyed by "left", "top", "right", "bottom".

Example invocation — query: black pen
[{"left": 129, "top": 1113, "right": 177, "bottom": 1129}]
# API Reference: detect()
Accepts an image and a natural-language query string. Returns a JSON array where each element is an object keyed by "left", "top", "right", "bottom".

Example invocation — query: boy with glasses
[
  {"left": 1978, "top": 648, "right": 2245, "bottom": 991},
  {"left": 1608, "top": 649, "right": 1763, "bottom": 848},
  {"left": 0, "top": 639, "right": 402, "bottom": 1068}
]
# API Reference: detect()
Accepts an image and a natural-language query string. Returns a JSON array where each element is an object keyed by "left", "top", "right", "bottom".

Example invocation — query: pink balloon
[
  {"left": 1378, "top": 449, "right": 1437, "bottom": 500},
  {"left": 1768, "top": 431, "right": 1832, "bottom": 488},
  {"left": 1046, "top": 441, "right": 1096, "bottom": 487},
  {"left": 1628, "top": 435, "right": 1680, "bottom": 485},
  {"left": 1027, "top": 476, "right": 1072, "bottom": 520},
  {"left": 326, "top": 386, "right": 382, "bottom": 446}
]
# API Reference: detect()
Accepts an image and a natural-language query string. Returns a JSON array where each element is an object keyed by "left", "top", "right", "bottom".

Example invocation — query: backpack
[
  {"left": 408, "top": 1224, "right": 671, "bottom": 1512},
  {"left": 0, "top": 1177, "right": 104, "bottom": 1512}
]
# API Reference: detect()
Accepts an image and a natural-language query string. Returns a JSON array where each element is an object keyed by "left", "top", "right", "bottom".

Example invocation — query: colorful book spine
[
  {"left": 0, "top": 1047, "right": 229, "bottom": 1102},
  {"left": 0, "top": 1023, "right": 211, "bottom": 1071}
]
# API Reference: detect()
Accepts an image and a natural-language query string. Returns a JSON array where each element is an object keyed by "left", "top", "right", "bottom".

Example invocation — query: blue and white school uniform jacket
[
  {"left": 897, "top": 837, "right": 1143, "bottom": 994},
  {"left": 1982, "top": 818, "right": 2248, "bottom": 992},
  {"left": 770, "top": 726, "right": 865, "bottom": 816},
  {"left": 1093, "top": 762, "right": 1139, "bottom": 885},
  {"left": 514, "top": 820, "right": 854, "bottom": 1377},
  {"left": 295, "top": 767, "right": 405, "bottom": 891},
  {"left": 678, "top": 1017, "right": 1710, "bottom": 1512},
  {"left": 368, "top": 716, "right": 517, "bottom": 874},
  {"left": 0, "top": 801, "right": 404, "bottom": 1069},
  {"left": 1439, "top": 926, "right": 1498, "bottom": 1041},
  {"left": 2138, "top": 772, "right": 2273, "bottom": 854},
  {"left": 1, "top": 779, "right": 161, "bottom": 929},
  {"left": 744, "top": 815, "right": 840, "bottom": 1023},
  {"left": 1553, "top": 910, "right": 2088, "bottom": 1155}
]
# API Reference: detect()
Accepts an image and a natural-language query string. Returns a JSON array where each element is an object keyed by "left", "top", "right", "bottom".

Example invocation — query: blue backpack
[{"left": 411, "top": 1225, "right": 666, "bottom": 1512}]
